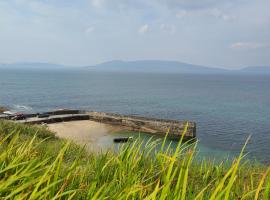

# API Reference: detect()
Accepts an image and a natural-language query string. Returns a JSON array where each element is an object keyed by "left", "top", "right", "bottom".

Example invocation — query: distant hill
[
  {"left": 88, "top": 60, "right": 228, "bottom": 74},
  {"left": 240, "top": 66, "right": 270, "bottom": 74},
  {"left": 1, "top": 60, "right": 270, "bottom": 74}
]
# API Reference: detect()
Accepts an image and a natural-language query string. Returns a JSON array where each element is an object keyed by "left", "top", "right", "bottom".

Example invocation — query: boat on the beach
[
  {"left": 11, "top": 113, "right": 26, "bottom": 120},
  {"left": 113, "top": 137, "right": 133, "bottom": 143},
  {"left": 3, "top": 111, "right": 15, "bottom": 115},
  {"left": 37, "top": 113, "right": 50, "bottom": 118}
]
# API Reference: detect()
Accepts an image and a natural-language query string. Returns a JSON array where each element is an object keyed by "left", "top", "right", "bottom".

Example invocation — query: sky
[{"left": 0, "top": 0, "right": 270, "bottom": 69}]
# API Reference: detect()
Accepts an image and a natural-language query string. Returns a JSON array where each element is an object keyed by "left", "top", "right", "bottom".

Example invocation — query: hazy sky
[{"left": 0, "top": 0, "right": 270, "bottom": 69}]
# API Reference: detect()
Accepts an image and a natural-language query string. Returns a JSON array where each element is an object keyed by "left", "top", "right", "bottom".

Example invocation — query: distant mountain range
[
  {"left": 240, "top": 66, "right": 270, "bottom": 74},
  {"left": 88, "top": 60, "right": 270, "bottom": 74},
  {"left": 1, "top": 60, "right": 270, "bottom": 74},
  {"left": 89, "top": 60, "right": 227, "bottom": 74}
]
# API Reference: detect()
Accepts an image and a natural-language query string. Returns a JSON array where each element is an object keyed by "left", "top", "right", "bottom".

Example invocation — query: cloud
[
  {"left": 222, "top": 15, "right": 234, "bottom": 22},
  {"left": 174, "top": 8, "right": 235, "bottom": 22},
  {"left": 175, "top": 10, "right": 187, "bottom": 19},
  {"left": 207, "top": 8, "right": 235, "bottom": 22},
  {"left": 0, "top": 0, "right": 270, "bottom": 67},
  {"left": 88, "top": 0, "right": 233, "bottom": 12},
  {"left": 160, "top": 24, "right": 176, "bottom": 35},
  {"left": 85, "top": 26, "right": 95, "bottom": 33},
  {"left": 230, "top": 42, "right": 269, "bottom": 50},
  {"left": 91, "top": 0, "right": 104, "bottom": 8},
  {"left": 138, "top": 24, "right": 149, "bottom": 34},
  {"left": 160, "top": 0, "right": 231, "bottom": 10}
]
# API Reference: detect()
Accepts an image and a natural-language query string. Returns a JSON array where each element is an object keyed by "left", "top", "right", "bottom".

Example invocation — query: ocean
[{"left": 0, "top": 68, "right": 270, "bottom": 162}]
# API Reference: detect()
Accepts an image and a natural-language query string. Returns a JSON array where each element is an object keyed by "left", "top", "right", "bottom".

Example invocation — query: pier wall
[
  {"left": 1, "top": 109, "right": 196, "bottom": 139},
  {"left": 24, "top": 114, "right": 90, "bottom": 125},
  {"left": 86, "top": 111, "right": 196, "bottom": 138}
]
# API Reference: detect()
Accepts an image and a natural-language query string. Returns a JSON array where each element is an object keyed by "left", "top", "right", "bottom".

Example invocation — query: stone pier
[
  {"left": 86, "top": 111, "right": 196, "bottom": 139},
  {"left": 0, "top": 109, "right": 196, "bottom": 139}
]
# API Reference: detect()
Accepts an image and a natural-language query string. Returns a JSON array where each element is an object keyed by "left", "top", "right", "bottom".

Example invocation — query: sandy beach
[{"left": 48, "top": 120, "right": 123, "bottom": 152}]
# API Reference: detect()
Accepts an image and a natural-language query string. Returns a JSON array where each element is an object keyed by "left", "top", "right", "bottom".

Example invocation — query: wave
[{"left": 12, "top": 105, "right": 33, "bottom": 112}]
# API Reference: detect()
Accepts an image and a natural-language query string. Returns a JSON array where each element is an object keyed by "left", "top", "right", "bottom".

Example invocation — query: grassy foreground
[{"left": 0, "top": 120, "right": 269, "bottom": 199}]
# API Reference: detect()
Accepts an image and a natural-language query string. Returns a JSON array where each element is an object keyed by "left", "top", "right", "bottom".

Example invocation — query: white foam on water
[{"left": 12, "top": 105, "right": 33, "bottom": 112}]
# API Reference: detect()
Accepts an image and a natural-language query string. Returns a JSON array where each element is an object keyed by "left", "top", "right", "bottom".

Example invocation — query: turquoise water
[
  {"left": 0, "top": 68, "right": 269, "bottom": 162},
  {"left": 96, "top": 131, "right": 236, "bottom": 163}
]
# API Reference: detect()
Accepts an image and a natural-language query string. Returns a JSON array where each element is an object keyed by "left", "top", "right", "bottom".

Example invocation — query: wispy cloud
[
  {"left": 159, "top": 0, "right": 238, "bottom": 10},
  {"left": 175, "top": 10, "right": 187, "bottom": 19},
  {"left": 91, "top": 0, "right": 104, "bottom": 8},
  {"left": 160, "top": 24, "right": 176, "bottom": 35},
  {"left": 209, "top": 8, "right": 235, "bottom": 22},
  {"left": 230, "top": 42, "right": 269, "bottom": 50},
  {"left": 85, "top": 26, "right": 95, "bottom": 34},
  {"left": 0, "top": 0, "right": 270, "bottom": 67},
  {"left": 138, "top": 24, "right": 149, "bottom": 34}
]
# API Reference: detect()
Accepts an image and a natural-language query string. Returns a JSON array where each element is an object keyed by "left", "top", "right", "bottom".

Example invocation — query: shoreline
[
  {"left": 0, "top": 108, "right": 196, "bottom": 152},
  {"left": 0, "top": 109, "right": 196, "bottom": 139},
  {"left": 48, "top": 121, "right": 126, "bottom": 152}
]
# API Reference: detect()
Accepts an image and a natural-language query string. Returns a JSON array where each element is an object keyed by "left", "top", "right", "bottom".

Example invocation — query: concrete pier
[
  {"left": 86, "top": 111, "right": 196, "bottom": 139},
  {"left": 0, "top": 109, "right": 196, "bottom": 139}
]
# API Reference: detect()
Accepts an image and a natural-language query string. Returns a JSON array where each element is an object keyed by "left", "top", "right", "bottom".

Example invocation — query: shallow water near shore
[
  {"left": 48, "top": 120, "right": 238, "bottom": 162},
  {"left": 108, "top": 131, "right": 238, "bottom": 162},
  {"left": 0, "top": 68, "right": 270, "bottom": 162}
]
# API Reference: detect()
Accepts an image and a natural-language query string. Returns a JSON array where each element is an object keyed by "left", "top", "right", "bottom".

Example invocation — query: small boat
[
  {"left": 3, "top": 111, "right": 15, "bottom": 115},
  {"left": 37, "top": 113, "right": 50, "bottom": 118},
  {"left": 113, "top": 137, "right": 133, "bottom": 143},
  {"left": 11, "top": 113, "right": 26, "bottom": 120}
]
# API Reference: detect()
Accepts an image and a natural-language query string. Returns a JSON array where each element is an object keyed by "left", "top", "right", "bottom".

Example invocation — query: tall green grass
[{"left": 0, "top": 120, "right": 269, "bottom": 199}]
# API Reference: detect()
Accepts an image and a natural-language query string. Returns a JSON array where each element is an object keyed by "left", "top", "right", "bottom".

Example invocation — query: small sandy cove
[{"left": 48, "top": 120, "right": 123, "bottom": 152}]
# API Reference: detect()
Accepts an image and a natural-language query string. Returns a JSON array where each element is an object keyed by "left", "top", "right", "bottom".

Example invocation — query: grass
[{"left": 0, "top": 120, "right": 269, "bottom": 199}]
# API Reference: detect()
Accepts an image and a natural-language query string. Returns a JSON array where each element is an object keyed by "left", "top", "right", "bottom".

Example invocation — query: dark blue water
[{"left": 0, "top": 69, "right": 270, "bottom": 162}]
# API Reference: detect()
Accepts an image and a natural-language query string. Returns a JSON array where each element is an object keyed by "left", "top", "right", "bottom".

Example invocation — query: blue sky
[{"left": 0, "top": 0, "right": 269, "bottom": 69}]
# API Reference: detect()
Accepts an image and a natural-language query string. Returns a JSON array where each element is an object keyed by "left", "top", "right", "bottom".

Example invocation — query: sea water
[{"left": 0, "top": 68, "right": 269, "bottom": 162}]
